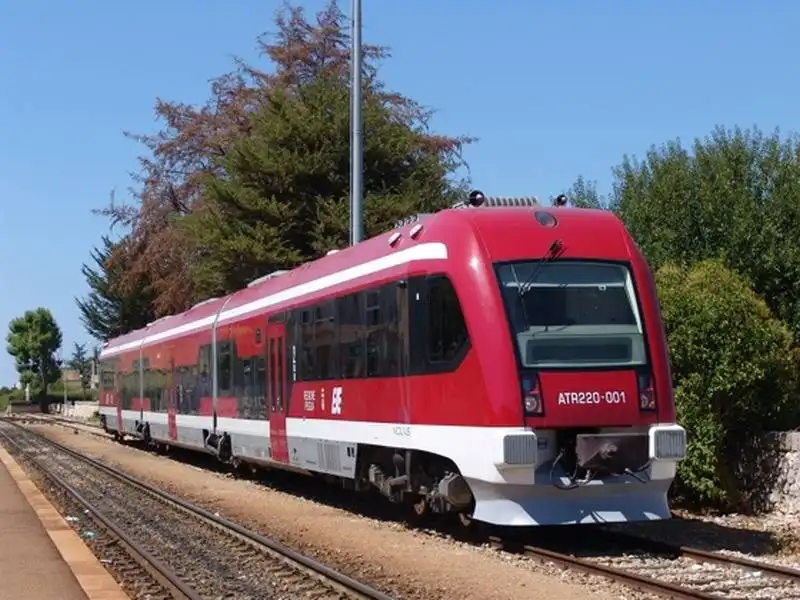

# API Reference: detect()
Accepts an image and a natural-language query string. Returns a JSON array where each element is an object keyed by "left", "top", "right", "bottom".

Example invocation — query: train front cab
[{"left": 472, "top": 244, "right": 687, "bottom": 526}]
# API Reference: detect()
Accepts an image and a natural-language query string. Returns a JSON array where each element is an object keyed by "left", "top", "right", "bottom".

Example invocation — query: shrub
[{"left": 656, "top": 259, "right": 799, "bottom": 512}]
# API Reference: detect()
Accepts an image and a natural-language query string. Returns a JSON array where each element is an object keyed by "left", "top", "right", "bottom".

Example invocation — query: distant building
[{"left": 62, "top": 368, "right": 82, "bottom": 384}]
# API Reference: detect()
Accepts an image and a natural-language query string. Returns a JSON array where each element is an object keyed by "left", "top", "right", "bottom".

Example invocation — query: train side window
[
  {"left": 380, "top": 284, "right": 400, "bottom": 377},
  {"left": 278, "top": 337, "right": 285, "bottom": 411},
  {"left": 314, "top": 301, "right": 336, "bottom": 380},
  {"left": 217, "top": 341, "right": 233, "bottom": 396},
  {"left": 152, "top": 369, "right": 163, "bottom": 412},
  {"left": 255, "top": 355, "right": 266, "bottom": 405},
  {"left": 299, "top": 309, "right": 316, "bottom": 380},
  {"left": 365, "top": 291, "right": 381, "bottom": 377},
  {"left": 338, "top": 293, "right": 365, "bottom": 379},
  {"left": 199, "top": 345, "right": 212, "bottom": 397},
  {"left": 100, "top": 362, "right": 116, "bottom": 391},
  {"left": 268, "top": 338, "right": 276, "bottom": 411},
  {"left": 427, "top": 276, "right": 468, "bottom": 364},
  {"left": 142, "top": 366, "right": 151, "bottom": 409},
  {"left": 123, "top": 371, "right": 136, "bottom": 410}
]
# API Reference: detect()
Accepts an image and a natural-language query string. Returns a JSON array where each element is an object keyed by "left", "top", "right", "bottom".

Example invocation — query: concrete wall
[
  {"left": 769, "top": 431, "right": 800, "bottom": 515},
  {"left": 52, "top": 401, "right": 99, "bottom": 422}
]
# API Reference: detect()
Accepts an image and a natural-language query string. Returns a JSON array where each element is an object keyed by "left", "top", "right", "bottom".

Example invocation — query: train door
[
  {"left": 137, "top": 358, "right": 145, "bottom": 426},
  {"left": 115, "top": 369, "right": 125, "bottom": 434},
  {"left": 167, "top": 354, "right": 178, "bottom": 441},
  {"left": 266, "top": 318, "right": 289, "bottom": 463}
]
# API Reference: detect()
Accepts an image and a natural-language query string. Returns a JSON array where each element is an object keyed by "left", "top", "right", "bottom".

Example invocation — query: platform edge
[{"left": 0, "top": 444, "right": 130, "bottom": 600}]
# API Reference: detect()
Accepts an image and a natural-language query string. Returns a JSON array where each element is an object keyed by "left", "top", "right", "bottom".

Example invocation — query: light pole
[
  {"left": 349, "top": 0, "right": 364, "bottom": 246},
  {"left": 58, "top": 351, "right": 67, "bottom": 408}
]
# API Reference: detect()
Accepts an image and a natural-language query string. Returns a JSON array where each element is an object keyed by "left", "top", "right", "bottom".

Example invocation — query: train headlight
[
  {"left": 637, "top": 371, "right": 657, "bottom": 412},
  {"left": 521, "top": 375, "right": 544, "bottom": 416},
  {"left": 649, "top": 425, "right": 687, "bottom": 461}
]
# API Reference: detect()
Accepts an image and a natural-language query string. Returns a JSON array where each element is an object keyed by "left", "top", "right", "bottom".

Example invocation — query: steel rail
[
  {"left": 23, "top": 416, "right": 800, "bottom": 598},
  {"left": 1, "top": 418, "right": 396, "bottom": 600},
  {"left": 491, "top": 536, "right": 718, "bottom": 600},
  {"left": 0, "top": 425, "right": 202, "bottom": 600},
  {"left": 491, "top": 526, "right": 800, "bottom": 600},
  {"left": 603, "top": 530, "right": 800, "bottom": 583}
]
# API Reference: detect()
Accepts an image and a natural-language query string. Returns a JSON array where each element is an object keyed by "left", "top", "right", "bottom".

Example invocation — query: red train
[{"left": 98, "top": 193, "right": 686, "bottom": 527}]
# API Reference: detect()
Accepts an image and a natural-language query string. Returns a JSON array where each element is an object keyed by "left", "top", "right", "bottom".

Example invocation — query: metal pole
[
  {"left": 61, "top": 352, "right": 67, "bottom": 406},
  {"left": 350, "top": 0, "right": 364, "bottom": 245}
]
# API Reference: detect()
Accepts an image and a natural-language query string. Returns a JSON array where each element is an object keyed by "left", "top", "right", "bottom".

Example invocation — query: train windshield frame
[{"left": 494, "top": 260, "right": 647, "bottom": 369}]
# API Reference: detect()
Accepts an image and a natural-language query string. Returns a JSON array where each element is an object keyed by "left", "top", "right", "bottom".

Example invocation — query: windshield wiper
[{"left": 518, "top": 239, "right": 566, "bottom": 298}]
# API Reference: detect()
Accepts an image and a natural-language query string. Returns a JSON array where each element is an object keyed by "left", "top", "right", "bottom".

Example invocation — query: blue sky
[{"left": 0, "top": 1, "right": 796, "bottom": 385}]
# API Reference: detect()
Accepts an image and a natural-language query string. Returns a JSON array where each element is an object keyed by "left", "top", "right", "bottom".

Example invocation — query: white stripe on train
[
  {"left": 100, "top": 242, "right": 449, "bottom": 358},
  {"left": 100, "top": 407, "right": 680, "bottom": 526}
]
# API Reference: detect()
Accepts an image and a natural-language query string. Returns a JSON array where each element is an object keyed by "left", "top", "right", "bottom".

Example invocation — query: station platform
[{"left": 0, "top": 444, "right": 128, "bottom": 600}]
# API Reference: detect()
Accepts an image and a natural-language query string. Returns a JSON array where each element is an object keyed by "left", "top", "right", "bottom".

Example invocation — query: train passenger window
[
  {"left": 314, "top": 302, "right": 336, "bottom": 380},
  {"left": 365, "top": 291, "right": 381, "bottom": 376},
  {"left": 217, "top": 341, "right": 233, "bottom": 396},
  {"left": 142, "top": 366, "right": 151, "bottom": 409},
  {"left": 287, "top": 280, "right": 405, "bottom": 381},
  {"left": 123, "top": 371, "right": 137, "bottom": 410},
  {"left": 381, "top": 285, "right": 401, "bottom": 377},
  {"left": 277, "top": 338, "right": 285, "bottom": 411},
  {"left": 255, "top": 356, "right": 266, "bottom": 400},
  {"left": 299, "top": 309, "right": 316, "bottom": 380},
  {"left": 100, "top": 362, "right": 116, "bottom": 390},
  {"left": 198, "top": 345, "right": 212, "bottom": 397},
  {"left": 338, "top": 293, "right": 365, "bottom": 379},
  {"left": 269, "top": 338, "right": 279, "bottom": 411},
  {"left": 427, "top": 277, "right": 468, "bottom": 364}
]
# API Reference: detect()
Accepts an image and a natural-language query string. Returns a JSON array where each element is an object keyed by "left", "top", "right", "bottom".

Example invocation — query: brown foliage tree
[{"left": 98, "top": 1, "right": 470, "bottom": 317}]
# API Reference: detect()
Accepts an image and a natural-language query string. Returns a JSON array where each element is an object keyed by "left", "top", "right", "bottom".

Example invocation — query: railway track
[
  {"left": 0, "top": 419, "right": 395, "bottom": 600},
  {"left": 14, "top": 416, "right": 800, "bottom": 599},
  {"left": 493, "top": 527, "right": 800, "bottom": 600}
]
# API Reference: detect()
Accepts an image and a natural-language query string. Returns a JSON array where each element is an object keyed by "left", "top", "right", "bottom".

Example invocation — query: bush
[
  {"left": 656, "top": 259, "right": 799, "bottom": 512},
  {"left": 0, "top": 387, "right": 25, "bottom": 408}
]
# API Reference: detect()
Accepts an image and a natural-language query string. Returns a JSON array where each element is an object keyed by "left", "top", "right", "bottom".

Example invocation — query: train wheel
[
  {"left": 455, "top": 510, "right": 486, "bottom": 539},
  {"left": 458, "top": 511, "right": 474, "bottom": 528},
  {"left": 405, "top": 495, "right": 431, "bottom": 526}
]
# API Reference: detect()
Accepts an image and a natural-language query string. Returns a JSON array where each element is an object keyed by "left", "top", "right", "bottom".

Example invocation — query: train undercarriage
[
  {"left": 103, "top": 415, "right": 479, "bottom": 526},
  {"left": 102, "top": 413, "right": 681, "bottom": 528}
]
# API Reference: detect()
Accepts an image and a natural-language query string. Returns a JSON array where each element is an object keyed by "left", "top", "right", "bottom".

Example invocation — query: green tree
[
  {"left": 75, "top": 235, "right": 157, "bottom": 341},
  {"left": 185, "top": 72, "right": 467, "bottom": 296},
  {"left": 95, "top": 2, "right": 471, "bottom": 306},
  {"left": 68, "top": 342, "right": 92, "bottom": 399},
  {"left": 572, "top": 126, "right": 800, "bottom": 336},
  {"left": 567, "top": 175, "right": 605, "bottom": 209},
  {"left": 656, "top": 260, "right": 798, "bottom": 511},
  {"left": 6, "top": 308, "right": 63, "bottom": 399}
]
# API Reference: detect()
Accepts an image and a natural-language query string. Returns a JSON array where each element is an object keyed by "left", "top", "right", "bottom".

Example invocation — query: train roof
[{"left": 99, "top": 203, "right": 628, "bottom": 359}]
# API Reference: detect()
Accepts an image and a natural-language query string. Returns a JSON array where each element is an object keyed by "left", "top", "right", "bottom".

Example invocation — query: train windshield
[{"left": 495, "top": 261, "right": 646, "bottom": 368}]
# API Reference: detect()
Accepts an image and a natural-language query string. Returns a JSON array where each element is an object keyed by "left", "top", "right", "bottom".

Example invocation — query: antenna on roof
[{"left": 553, "top": 194, "right": 569, "bottom": 207}]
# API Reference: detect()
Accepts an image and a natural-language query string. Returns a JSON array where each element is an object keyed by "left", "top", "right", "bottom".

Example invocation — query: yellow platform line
[{"left": 0, "top": 444, "right": 130, "bottom": 600}]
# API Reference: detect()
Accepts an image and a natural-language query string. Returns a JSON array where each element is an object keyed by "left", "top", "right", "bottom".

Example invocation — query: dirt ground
[{"left": 27, "top": 424, "right": 627, "bottom": 600}]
